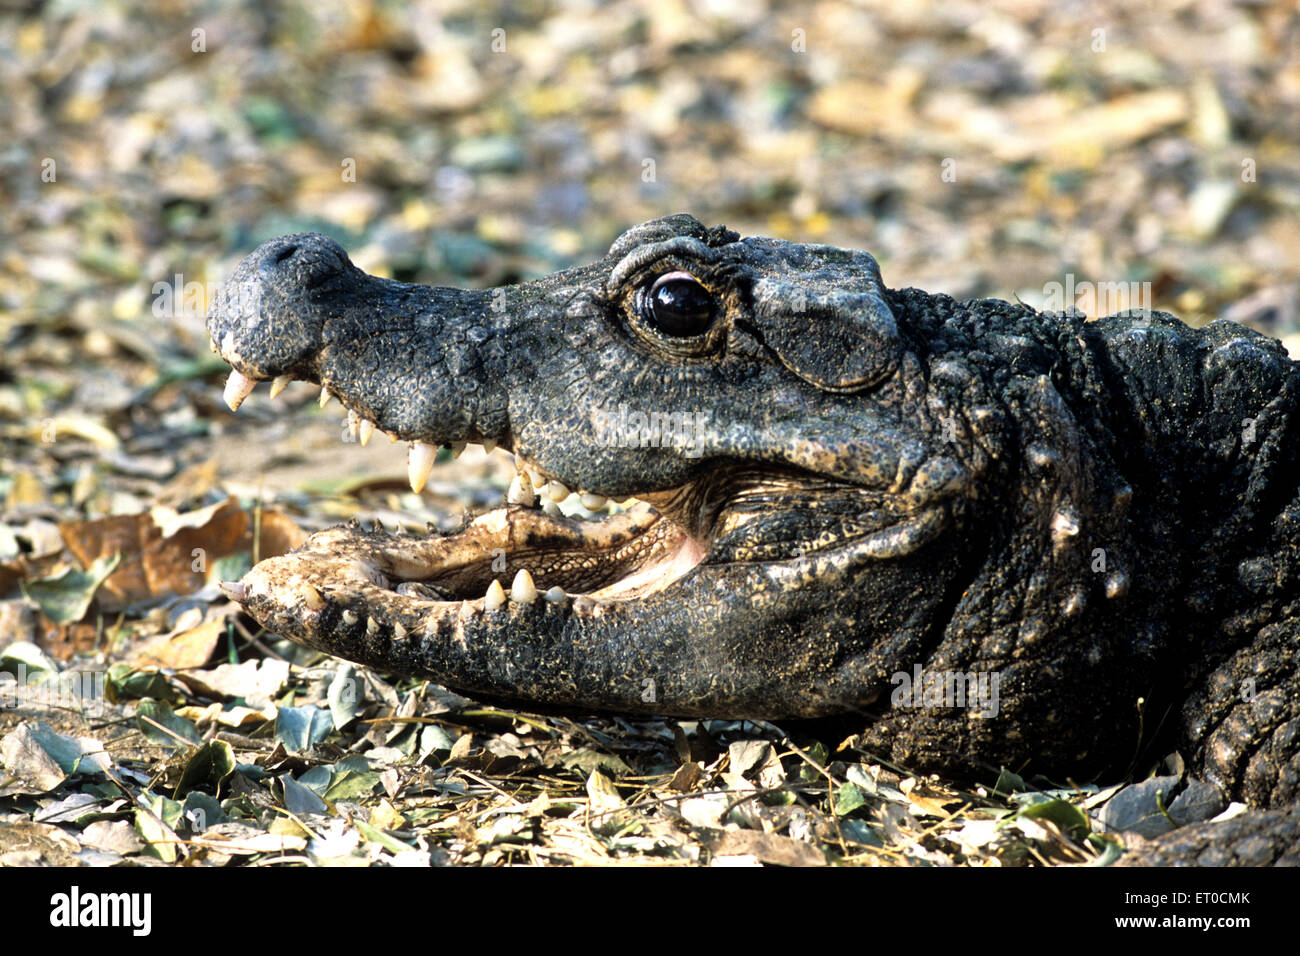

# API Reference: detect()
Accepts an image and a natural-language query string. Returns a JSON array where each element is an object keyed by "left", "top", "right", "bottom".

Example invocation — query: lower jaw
[{"left": 280, "top": 500, "right": 707, "bottom": 613}]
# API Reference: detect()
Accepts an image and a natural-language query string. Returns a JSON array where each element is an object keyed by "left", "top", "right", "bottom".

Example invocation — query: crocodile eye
[{"left": 641, "top": 271, "right": 717, "bottom": 337}]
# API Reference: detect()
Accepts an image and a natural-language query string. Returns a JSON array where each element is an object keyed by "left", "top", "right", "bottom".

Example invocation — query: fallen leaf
[
  {"left": 702, "top": 829, "right": 828, "bottom": 867},
  {"left": 132, "top": 617, "right": 226, "bottom": 669},
  {"left": 20, "top": 553, "right": 120, "bottom": 623},
  {"left": 58, "top": 498, "right": 305, "bottom": 609}
]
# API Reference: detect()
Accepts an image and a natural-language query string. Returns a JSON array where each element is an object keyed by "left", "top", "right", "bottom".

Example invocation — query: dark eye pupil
[{"left": 645, "top": 272, "right": 716, "bottom": 337}]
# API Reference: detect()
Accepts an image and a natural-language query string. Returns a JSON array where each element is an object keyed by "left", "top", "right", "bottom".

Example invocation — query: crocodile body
[{"left": 207, "top": 215, "right": 1300, "bottom": 863}]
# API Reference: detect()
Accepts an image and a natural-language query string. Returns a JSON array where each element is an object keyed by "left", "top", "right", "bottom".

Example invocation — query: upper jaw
[{"left": 206, "top": 233, "right": 359, "bottom": 385}]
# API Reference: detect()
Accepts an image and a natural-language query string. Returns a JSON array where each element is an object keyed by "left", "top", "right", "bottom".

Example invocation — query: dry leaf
[
  {"left": 58, "top": 497, "right": 305, "bottom": 608},
  {"left": 132, "top": 617, "right": 226, "bottom": 669}
]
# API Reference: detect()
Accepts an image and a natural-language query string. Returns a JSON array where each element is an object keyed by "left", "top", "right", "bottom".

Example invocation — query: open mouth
[
  {"left": 217, "top": 358, "right": 953, "bottom": 650},
  {"left": 219, "top": 368, "right": 712, "bottom": 621}
]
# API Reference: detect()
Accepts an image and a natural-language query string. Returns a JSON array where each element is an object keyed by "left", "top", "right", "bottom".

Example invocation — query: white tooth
[
  {"left": 223, "top": 370, "right": 257, "bottom": 411},
  {"left": 528, "top": 468, "right": 547, "bottom": 490},
  {"left": 319, "top": 386, "right": 333, "bottom": 408},
  {"left": 342, "top": 609, "right": 358, "bottom": 625},
  {"left": 346, "top": 410, "right": 359, "bottom": 440},
  {"left": 408, "top": 442, "right": 437, "bottom": 493},
  {"left": 484, "top": 579, "right": 506, "bottom": 611},
  {"left": 450, "top": 441, "right": 467, "bottom": 459},
  {"left": 269, "top": 375, "right": 292, "bottom": 399},
  {"left": 389, "top": 431, "right": 398, "bottom": 443},
  {"left": 541, "top": 498, "right": 561, "bottom": 516},
  {"left": 544, "top": 586, "right": 567, "bottom": 604},
  {"left": 481, "top": 438, "right": 497, "bottom": 453},
  {"left": 510, "top": 569, "right": 538, "bottom": 603},
  {"left": 580, "top": 492, "right": 607, "bottom": 510},
  {"left": 359, "top": 419, "right": 376, "bottom": 446},
  {"left": 300, "top": 583, "right": 324, "bottom": 610},
  {"left": 392, "top": 621, "right": 407, "bottom": 639},
  {"left": 545, "top": 480, "right": 570, "bottom": 503},
  {"left": 506, "top": 474, "right": 537, "bottom": 507}
]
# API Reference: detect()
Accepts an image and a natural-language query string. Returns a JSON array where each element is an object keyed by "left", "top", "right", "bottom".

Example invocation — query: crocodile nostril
[{"left": 274, "top": 243, "right": 299, "bottom": 264}]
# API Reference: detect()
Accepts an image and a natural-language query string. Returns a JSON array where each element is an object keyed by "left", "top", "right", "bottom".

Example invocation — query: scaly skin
[{"left": 207, "top": 215, "right": 1300, "bottom": 864}]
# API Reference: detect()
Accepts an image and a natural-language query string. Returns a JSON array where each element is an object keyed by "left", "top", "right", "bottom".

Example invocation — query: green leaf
[
  {"left": 242, "top": 96, "right": 299, "bottom": 144},
  {"left": 180, "top": 792, "right": 225, "bottom": 834},
  {"left": 175, "top": 740, "right": 236, "bottom": 799},
  {"left": 1083, "top": 836, "right": 1127, "bottom": 867},
  {"left": 419, "top": 724, "right": 455, "bottom": 757},
  {"left": 296, "top": 766, "right": 333, "bottom": 793},
  {"left": 799, "top": 741, "right": 829, "bottom": 781},
  {"left": 136, "top": 700, "right": 202, "bottom": 748},
  {"left": 1011, "top": 798, "right": 1092, "bottom": 840},
  {"left": 0, "top": 641, "right": 59, "bottom": 678},
  {"left": 135, "top": 792, "right": 183, "bottom": 863},
  {"left": 355, "top": 820, "right": 413, "bottom": 854},
  {"left": 275, "top": 705, "right": 334, "bottom": 752},
  {"left": 322, "top": 767, "right": 381, "bottom": 802},
  {"left": 839, "top": 818, "right": 885, "bottom": 847},
  {"left": 328, "top": 665, "right": 362, "bottom": 730},
  {"left": 21, "top": 553, "right": 120, "bottom": 623},
  {"left": 105, "top": 663, "right": 179, "bottom": 703},
  {"left": 834, "top": 782, "right": 868, "bottom": 817},
  {"left": 281, "top": 773, "right": 328, "bottom": 815},
  {"left": 991, "top": 768, "right": 1028, "bottom": 795},
  {"left": 209, "top": 552, "right": 251, "bottom": 586}
]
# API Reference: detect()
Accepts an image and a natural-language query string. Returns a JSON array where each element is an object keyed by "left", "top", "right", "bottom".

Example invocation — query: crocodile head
[{"left": 208, "top": 214, "right": 1164, "bottom": 775}]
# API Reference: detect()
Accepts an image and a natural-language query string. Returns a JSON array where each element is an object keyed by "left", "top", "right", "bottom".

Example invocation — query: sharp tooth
[
  {"left": 389, "top": 431, "right": 398, "bottom": 443},
  {"left": 510, "top": 569, "right": 538, "bottom": 603},
  {"left": 319, "top": 386, "right": 333, "bottom": 408},
  {"left": 408, "top": 442, "right": 437, "bottom": 493},
  {"left": 367, "top": 616, "right": 380, "bottom": 635},
  {"left": 450, "top": 441, "right": 467, "bottom": 459},
  {"left": 219, "top": 580, "right": 247, "bottom": 603},
  {"left": 528, "top": 468, "right": 547, "bottom": 490},
  {"left": 541, "top": 498, "right": 561, "bottom": 516},
  {"left": 545, "top": 480, "right": 570, "bottom": 503},
  {"left": 359, "top": 419, "right": 376, "bottom": 446},
  {"left": 300, "top": 583, "right": 324, "bottom": 610},
  {"left": 580, "top": 492, "right": 607, "bottom": 510},
  {"left": 223, "top": 370, "right": 257, "bottom": 411},
  {"left": 544, "top": 586, "right": 567, "bottom": 604},
  {"left": 392, "top": 621, "right": 407, "bottom": 639},
  {"left": 481, "top": 438, "right": 497, "bottom": 453},
  {"left": 346, "top": 409, "right": 359, "bottom": 440},
  {"left": 269, "top": 375, "right": 293, "bottom": 399},
  {"left": 342, "top": 609, "right": 358, "bottom": 626},
  {"left": 484, "top": 579, "right": 506, "bottom": 611},
  {"left": 507, "top": 474, "right": 537, "bottom": 507}
]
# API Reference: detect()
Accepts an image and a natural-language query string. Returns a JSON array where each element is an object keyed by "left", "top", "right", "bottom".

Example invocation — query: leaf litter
[{"left": 3, "top": 0, "right": 1296, "bottom": 867}]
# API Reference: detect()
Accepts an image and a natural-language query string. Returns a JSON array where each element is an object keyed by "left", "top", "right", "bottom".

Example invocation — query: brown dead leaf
[
  {"left": 986, "top": 90, "right": 1188, "bottom": 164},
  {"left": 132, "top": 617, "right": 226, "bottom": 669},
  {"left": 702, "top": 829, "right": 828, "bottom": 867},
  {"left": 806, "top": 69, "right": 925, "bottom": 136},
  {"left": 667, "top": 761, "right": 705, "bottom": 793},
  {"left": 58, "top": 497, "right": 305, "bottom": 609},
  {"left": 156, "top": 460, "right": 220, "bottom": 508}
]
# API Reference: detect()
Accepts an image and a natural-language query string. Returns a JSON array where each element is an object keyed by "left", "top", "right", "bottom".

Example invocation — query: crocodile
[{"left": 206, "top": 214, "right": 1300, "bottom": 864}]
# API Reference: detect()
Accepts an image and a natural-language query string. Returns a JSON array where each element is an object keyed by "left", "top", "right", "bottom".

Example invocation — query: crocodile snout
[{"left": 206, "top": 232, "right": 358, "bottom": 405}]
